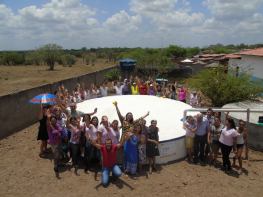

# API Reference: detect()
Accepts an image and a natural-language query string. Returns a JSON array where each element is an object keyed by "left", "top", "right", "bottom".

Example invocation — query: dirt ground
[
  {"left": 0, "top": 121, "right": 263, "bottom": 197},
  {"left": 0, "top": 58, "right": 117, "bottom": 96}
]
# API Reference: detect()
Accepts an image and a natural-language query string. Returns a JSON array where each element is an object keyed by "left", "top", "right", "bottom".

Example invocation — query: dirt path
[{"left": 0, "top": 122, "right": 263, "bottom": 197}]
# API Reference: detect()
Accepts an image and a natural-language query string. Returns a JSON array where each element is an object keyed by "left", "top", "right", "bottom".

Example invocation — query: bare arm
[
  {"left": 77, "top": 116, "right": 82, "bottom": 130},
  {"left": 117, "top": 138, "right": 126, "bottom": 149},
  {"left": 85, "top": 133, "right": 101, "bottom": 150},
  {"left": 243, "top": 126, "right": 247, "bottom": 140},
  {"left": 97, "top": 132, "right": 102, "bottom": 145},
  {"left": 66, "top": 114, "right": 72, "bottom": 129},
  {"left": 88, "top": 108, "right": 97, "bottom": 116},
  {"left": 56, "top": 91, "right": 66, "bottom": 113},
  {"left": 39, "top": 100, "right": 43, "bottom": 120},
  {"left": 134, "top": 111, "right": 150, "bottom": 123},
  {"left": 46, "top": 112, "right": 51, "bottom": 131},
  {"left": 207, "top": 127, "right": 212, "bottom": 144},
  {"left": 174, "top": 82, "right": 180, "bottom": 92},
  {"left": 146, "top": 134, "right": 158, "bottom": 146},
  {"left": 114, "top": 102, "right": 125, "bottom": 122},
  {"left": 232, "top": 137, "right": 237, "bottom": 153},
  {"left": 225, "top": 111, "right": 229, "bottom": 122}
]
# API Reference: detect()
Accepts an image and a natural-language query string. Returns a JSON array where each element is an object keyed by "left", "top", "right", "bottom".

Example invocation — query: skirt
[
  {"left": 146, "top": 142, "right": 160, "bottom": 158},
  {"left": 138, "top": 144, "right": 146, "bottom": 164}
]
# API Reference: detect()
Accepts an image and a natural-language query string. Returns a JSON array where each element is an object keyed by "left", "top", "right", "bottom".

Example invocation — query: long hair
[
  {"left": 227, "top": 118, "right": 236, "bottom": 129},
  {"left": 134, "top": 123, "right": 142, "bottom": 135},
  {"left": 125, "top": 112, "right": 134, "bottom": 123},
  {"left": 83, "top": 114, "right": 91, "bottom": 122},
  {"left": 91, "top": 116, "right": 99, "bottom": 127}
]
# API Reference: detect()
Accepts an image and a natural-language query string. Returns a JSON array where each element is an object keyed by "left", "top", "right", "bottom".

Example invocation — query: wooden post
[{"left": 245, "top": 108, "right": 250, "bottom": 160}]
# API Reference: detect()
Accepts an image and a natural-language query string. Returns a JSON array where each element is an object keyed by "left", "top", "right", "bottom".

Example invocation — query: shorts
[
  {"left": 186, "top": 136, "right": 194, "bottom": 148},
  {"left": 210, "top": 143, "right": 220, "bottom": 153},
  {"left": 237, "top": 144, "right": 244, "bottom": 149}
]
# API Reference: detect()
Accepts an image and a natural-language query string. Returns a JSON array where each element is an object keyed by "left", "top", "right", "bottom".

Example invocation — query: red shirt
[
  {"left": 140, "top": 87, "right": 147, "bottom": 95},
  {"left": 100, "top": 145, "right": 118, "bottom": 168}
]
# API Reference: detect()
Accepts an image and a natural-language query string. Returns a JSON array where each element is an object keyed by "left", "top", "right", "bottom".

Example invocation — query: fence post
[{"left": 245, "top": 108, "right": 250, "bottom": 160}]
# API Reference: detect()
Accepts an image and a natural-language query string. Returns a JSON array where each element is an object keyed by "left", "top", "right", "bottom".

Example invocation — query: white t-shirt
[
  {"left": 98, "top": 124, "right": 118, "bottom": 145},
  {"left": 236, "top": 127, "right": 244, "bottom": 144},
  {"left": 219, "top": 127, "right": 238, "bottom": 146},
  {"left": 112, "top": 126, "right": 121, "bottom": 143},
  {"left": 83, "top": 90, "right": 90, "bottom": 100},
  {"left": 114, "top": 86, "right": 123, "bottom": 95},
  {"left": 81, "top": 123, "right": 98, "bottom": 141},
  {"left": 100, "top": 87, "right": 108, "bottom": 97},
  {"left": 73, "top": 97, "right": 82, "bottom": 103},
  {"left": 93, "top": 90, "right": 100, "bottom": 98},
  {"left": 190, "top": 94, "right": 198, "bottom": 106}
]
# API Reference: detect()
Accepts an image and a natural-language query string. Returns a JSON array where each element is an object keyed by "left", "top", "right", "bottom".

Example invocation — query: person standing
[
  {"left": 175, "top": 82, "right": 190, "bottom": 103},
  {"left": 219, "top": 117, "right": 238, "bottom": 174},
  {"left": 204, "top": 108, "right": 214, "bottom": 158},
  {"left": 37, "top": 100, "right": 49, "bottom": 159},
  {"left": 119, "top": 76, "right": 131, "bottom": 95},
  {"left": 123, "top": 123, "right": 145, "bottom": 176},
  {"left": 146, "top": 120, "right": 160, "bottom": 174},
  {"left": 193, "top": 113, "right": 209, "bottom": 164},
  {"left": 138, "top": 119, "right": 148, "bottom": 174},
  {"left": 190, "top": 90, "right": 201, "bottom": 107},
  {"left": 46, "top": 111, "right": 63, "bottom": 172},
  {"left": 84, "top": 133, "right": 126, "bottom": 186}
]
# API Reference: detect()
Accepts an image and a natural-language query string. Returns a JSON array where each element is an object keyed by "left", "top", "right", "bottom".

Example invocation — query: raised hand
[
  {"left": 58, "top": 86, "right": 61, "bottom": 91},
  {"left": 146, "top": 111, "right": 150, "bottom": 116},
  {"left": 94, "top": 108, "right": 97, "bottom": 113},
  {"left": 47, "top": 110, "right": 52, "bottom": 119},
  {"left": 119, "top": 76, "right": 122, "bottom": 80},
  {"left": 77, "top": 116, "right": 81, "bottom": 123},
  {"left": 82, "top": 82, "right": 84, "bottom": 86},
  {"left": 67, "top": 114, "right": 71, "bottom": 121},
  {"left": 61, "top": 84, "right": 64, "bottom": 89},
  {"left": 78, "top": 83, "right": 80, "bottom": 87},
  {"left": 112, "top": 81, "right": 114, "bottom": 85},
  {"left": 226, "top": 111, "right": 229, "bottom": 115}
]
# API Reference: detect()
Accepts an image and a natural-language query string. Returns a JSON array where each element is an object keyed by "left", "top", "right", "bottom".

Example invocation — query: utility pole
[
  {"left": 161, "top": 37, "right": 163, "bottom": 50},
  {"left": 179, "top": 45, "right": 182, "bottom": 59}
]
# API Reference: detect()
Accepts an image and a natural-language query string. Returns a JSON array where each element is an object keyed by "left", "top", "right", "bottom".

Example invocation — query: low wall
[{"left": 0, "top": 65, "right": 119, "bottom": 139}]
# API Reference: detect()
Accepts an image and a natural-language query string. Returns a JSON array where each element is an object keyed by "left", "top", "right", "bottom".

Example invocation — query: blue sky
[{"left": 0, "top": 0, "right": 263, "bottom": 50}]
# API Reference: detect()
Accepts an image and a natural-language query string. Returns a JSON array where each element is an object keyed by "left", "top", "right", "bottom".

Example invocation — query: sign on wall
[{"left": 160, "top": 140, "right": 176, "bottom": 158}]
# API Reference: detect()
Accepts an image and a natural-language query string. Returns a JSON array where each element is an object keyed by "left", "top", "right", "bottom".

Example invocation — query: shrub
[
  {"left": 85, "top": 56, "right": 90, "bottom": 65},
  {"left": 5, "top": 78, "right": 8, "bottom": 80},
  {"left": 104, "top": 68, "right": 120, "bottom": 81}
]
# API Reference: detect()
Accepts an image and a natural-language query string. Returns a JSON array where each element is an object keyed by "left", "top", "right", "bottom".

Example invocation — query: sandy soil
[
  {"left": 0, "top": 58, "right": 117, "bottom": 96},
  {"left": 0, "top": 121, "right": 263, "bottom": 197}
]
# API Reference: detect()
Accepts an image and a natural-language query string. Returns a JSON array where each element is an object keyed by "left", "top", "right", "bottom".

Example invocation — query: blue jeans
[
  {"left": 101, "top": 164, "right": 122, "bottom": 186},
  {"left": 171, "top": 92, "right": 176, "bottom": 100},
  {"left": 70, "top": 143, "right": 80, "bottom": 166},
  {"left": 194, "top": 135, "right": 206, "bottom": 162},
  {"left": 84, "top": 141, "right": 98, "bottom": 169}
]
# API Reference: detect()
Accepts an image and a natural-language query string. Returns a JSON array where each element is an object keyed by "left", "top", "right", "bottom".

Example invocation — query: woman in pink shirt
[
  {"left": 98, "top": 116, "right": 118, "bottom": 146},
  {"left": 175, "top": 82, "right": 190, "bottom": 103},
  {"left": 219, "top": 118, "right": 238, "bottom": 174}
]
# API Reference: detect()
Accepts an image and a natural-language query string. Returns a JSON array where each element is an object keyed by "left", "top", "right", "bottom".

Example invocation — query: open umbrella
[{"left": 29, "top": 93, "right": 56, "bottom": 104}]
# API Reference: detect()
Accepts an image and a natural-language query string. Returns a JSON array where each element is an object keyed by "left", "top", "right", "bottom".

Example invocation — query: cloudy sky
[{"left": 0, "top": 0, "right": 263, "bottom": 50}]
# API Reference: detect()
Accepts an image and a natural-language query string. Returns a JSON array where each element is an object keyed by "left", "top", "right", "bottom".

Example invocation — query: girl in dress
[{"left": 123, "top": 123, "right": 145, "bottom": 176}]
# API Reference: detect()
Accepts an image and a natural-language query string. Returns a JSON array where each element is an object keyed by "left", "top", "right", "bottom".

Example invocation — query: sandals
[
  {"left": 149, "top": 169, "right": 152, "bottom": 174},
  {"left": 225, "top": 170, "right": 232, "bottom": 174},
  {"left": 57, "top": 164, "right": 64, "bottom": 167},
  {"left": 237, "top": 170, "right": 243, "bottom": 175},
  {"left": 39, "top": 154, "right": 47, "bottom": 159},
  {"left": 44, "top": 150, "right": 51, "bottom": 154}
]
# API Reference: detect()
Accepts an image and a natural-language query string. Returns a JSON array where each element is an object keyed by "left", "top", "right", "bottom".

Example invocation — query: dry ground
[
  {"left": 0, "top": 123, "right": 263, "bottom": 197},
  {"left": 0, "top": 58, "right": 117, "bottom": 96}
]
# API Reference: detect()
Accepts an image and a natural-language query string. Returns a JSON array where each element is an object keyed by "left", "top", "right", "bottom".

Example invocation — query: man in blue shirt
[{"left": 194, "top": 113, "right": 209, "bottom": 164}]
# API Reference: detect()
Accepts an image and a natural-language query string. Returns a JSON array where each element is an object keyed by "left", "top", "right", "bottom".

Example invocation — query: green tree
[
  {"left": 187, "top": 47, "right": 201, "bottom": 56},
  {"left": 2, "top": 52, "right": 10, "bottom": 65},
  {"left": 6, "top": 52, "right": 24, "bottom": 65},
  {"left": 165, "top": 45, "right": 187, "bottom": 58},
  {"left": 62, "top": 54, "right": 76, "bottom": 66},
  {"left": 188, "top": 66, "right": 263, "bottom": 107},
  {"left": 36, "top": 44, "right": 63, "bottom": 70},
  {"left": 27, "top": 50, "right": 41, "bottom": 65},
  {"left": 85, "top": 56, "right": 90, "bottom": 65},
  {"left": 104, "top": 68, "right": 120, "bottom": 81}
]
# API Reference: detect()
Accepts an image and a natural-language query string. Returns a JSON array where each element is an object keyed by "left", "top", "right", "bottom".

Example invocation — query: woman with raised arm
[
  {"left": 146, "top": 120, "right": 160, "bottom": 174},
  {"left": 175, "top": 82, "right": 190, "bottom": 103},
  {"left": 232, "top": 120, "right": 247, "bottom": 175},
  {"left": 46, "top": 111, "right": 63, "bottom": 172},
  {"left": 123, "top": 123, "right": 145, "bottom": 176},
  {"left": 66, "top": 115, "right": 82, "bottom": 168},
  {"left": 114, "top": 101, "right": 149, "bottom": 143},
  {"left": 37, "top": 100, "right": 49, "bottom": 159}
]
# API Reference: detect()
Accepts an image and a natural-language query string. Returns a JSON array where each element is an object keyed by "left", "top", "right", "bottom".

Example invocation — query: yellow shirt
[{"left": 131, "top": 85, "right": 139, "bottom": 95}]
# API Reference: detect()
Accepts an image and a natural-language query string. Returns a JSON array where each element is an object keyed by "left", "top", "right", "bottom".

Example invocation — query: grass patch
[{"left": 5, "top": 78, "right": 8, "bottom": 80}]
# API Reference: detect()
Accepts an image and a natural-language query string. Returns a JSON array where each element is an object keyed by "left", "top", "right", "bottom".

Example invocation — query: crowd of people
[
  {"left": 36, "top": 78, "right": 246, "bottom": 186},
  {"left": 184, "top": 108, "right": 247, "bottom": 175}
]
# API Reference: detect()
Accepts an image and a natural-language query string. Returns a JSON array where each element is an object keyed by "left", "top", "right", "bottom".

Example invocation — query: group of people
[
  {"left": 54, "top": 76, "right": 204, "bottom": 109},
  {"left": 37, "top": 88, "right": 160, "bottom": 186},
  {"left": 184, "top": 108, "right": 247, "bottom": 175}
]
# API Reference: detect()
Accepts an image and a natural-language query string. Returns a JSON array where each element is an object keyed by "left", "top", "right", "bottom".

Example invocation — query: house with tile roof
[{"left": 229, "top": 47, "right": 263, "bottom": 79}]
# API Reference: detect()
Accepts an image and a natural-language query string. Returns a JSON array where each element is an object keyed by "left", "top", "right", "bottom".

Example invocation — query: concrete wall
[
  {"left": 0, "top": 65, "right": 119, "bottom": 139},
  {"left": 189, "top": 64, "right": 210, "bottom": 74}
]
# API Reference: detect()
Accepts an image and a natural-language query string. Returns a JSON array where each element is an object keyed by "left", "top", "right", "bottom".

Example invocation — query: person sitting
[{"left": 84, "top": 133, "right": 126, "bottom": 186}]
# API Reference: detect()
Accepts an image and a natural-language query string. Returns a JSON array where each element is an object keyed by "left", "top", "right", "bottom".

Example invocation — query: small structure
[{"left": 118, "top": 58, "right": 137, "bottom": 81}]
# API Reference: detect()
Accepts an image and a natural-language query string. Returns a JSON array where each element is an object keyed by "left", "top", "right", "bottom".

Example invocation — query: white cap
[
  {"left": 150, "top": 84, "right": 153, "bottom": 87},
  {"left": 75, "top": 92, "right": 79, "bottom": 94},
  {"left": 124, "top": 79, "right": 127, "bottom": 81},
  {"left": 133, "top": 83, "right": 136, "bottom": 85}
]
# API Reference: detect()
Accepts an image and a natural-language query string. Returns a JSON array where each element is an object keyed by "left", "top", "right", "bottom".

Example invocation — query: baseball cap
[{"left": 193, "top": 91, "right": 197, "bottom": 94}]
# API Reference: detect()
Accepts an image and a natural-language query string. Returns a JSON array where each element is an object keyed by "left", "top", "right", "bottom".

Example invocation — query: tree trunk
[{"left": 49, "top": 63, "right": 55, "bottom": 70}]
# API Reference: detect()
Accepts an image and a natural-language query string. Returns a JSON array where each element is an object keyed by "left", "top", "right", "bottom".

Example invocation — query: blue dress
[{"left": 123, "top": 134, "right": 141, "bottom": 174}]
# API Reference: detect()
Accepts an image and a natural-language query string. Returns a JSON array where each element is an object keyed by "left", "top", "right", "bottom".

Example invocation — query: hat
[
  {"left": 75, "top": 92, "right": 79, "bottom": 94},
  {"left": 193, "top": 91, "right": 197, "bottom": 94},
  {"left": 124, "top": 79, "right": 127, "bottom": 81},
  {"left": 150, "top": 84, "right": 153, "bottom": 87},
  {"left": 133, "top": 83, "right": 136, "bottom": 85}
]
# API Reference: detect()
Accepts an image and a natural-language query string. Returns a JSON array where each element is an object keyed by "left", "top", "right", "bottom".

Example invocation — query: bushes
[{"left": 104, "top": 68, "right": 120, "bottom": 81}]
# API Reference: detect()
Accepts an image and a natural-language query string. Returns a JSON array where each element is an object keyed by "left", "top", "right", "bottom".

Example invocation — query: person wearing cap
[
  {"left": 148, "top": 83, "right": 155, "bottom": 96},
  {"left": 72, "top": 90, "right": 83, "bottom": 103},
  {"left": 119, "top": 76, "right": 131, "bottom": 95},
  {"left": 130, "top": 77, "right": 139, "bottom": 95},
  {"left": 190, "top": 90, "right": 201, "bottom": 107}
]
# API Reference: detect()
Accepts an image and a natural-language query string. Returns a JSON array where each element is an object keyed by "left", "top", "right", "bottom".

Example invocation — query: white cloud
[
  {"left": 202, "top": 0, "right": 263, "bottom": 21},
  {"left": 102, "top": 10, "right": 108, "bottom": 14},
  {"left": 182, "top": 0, "right": 190, "bottom": 6},
  {"left": 103, "top": 10, "right": 142, "bottom": 34}
]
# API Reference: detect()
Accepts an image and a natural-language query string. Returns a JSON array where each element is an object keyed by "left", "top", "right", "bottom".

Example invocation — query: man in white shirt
[
  {"left": 113, "top": 81, "right": 125, "bottom": 95},
  {"left": 190, "top": 90, "right": 200, "bottom": 107}
]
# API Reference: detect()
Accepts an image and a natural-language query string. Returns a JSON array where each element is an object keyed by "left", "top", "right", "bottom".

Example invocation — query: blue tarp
[{"left": 119, "top": 58, "right": 137, "bottom": 63}]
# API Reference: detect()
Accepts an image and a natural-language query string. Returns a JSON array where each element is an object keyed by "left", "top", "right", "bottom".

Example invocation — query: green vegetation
[
  {"left": 188, "top": 66, "right": 263, "bottom": 107},
  {"left": 104, "top": 68, "right": 119, "bottom": 81},
  {"left": 5, "top": 78, "right": 8, "bottom": 80}
]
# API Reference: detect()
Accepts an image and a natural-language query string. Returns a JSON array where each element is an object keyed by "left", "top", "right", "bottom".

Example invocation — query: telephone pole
[{"left": 179, "top": 45, "right": 182, "bottom": 59}]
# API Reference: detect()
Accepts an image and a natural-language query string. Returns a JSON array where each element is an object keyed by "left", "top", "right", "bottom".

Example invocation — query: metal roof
[{"left": 119, "top": 58, "right": 137, "bottom": 63}]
